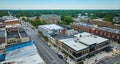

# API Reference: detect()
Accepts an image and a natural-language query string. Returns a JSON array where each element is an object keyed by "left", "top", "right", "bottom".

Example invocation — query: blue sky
[{"left": 0, "top": 0, "right": 120, "bottom": 9}]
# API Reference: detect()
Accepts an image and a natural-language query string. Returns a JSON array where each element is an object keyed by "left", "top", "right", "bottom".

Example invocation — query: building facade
[
  {"left": 49, "top": 32, "right": 110, "bottom": 64},
  {"left": 38, "top": 24, "right": 66, "bottom": 37},
  {"left": 40, "top": 14, "right": 61, "bottom": 24},
  {"left": 71, "top": 22, "right": 120, "bottom": 43}
]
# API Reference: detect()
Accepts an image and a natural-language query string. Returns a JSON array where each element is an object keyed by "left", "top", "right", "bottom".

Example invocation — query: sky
[{"left": 0, "top": 0, "right": 120, "bottom": 10}]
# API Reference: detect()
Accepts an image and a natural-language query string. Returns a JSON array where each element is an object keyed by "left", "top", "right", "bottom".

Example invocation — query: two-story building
[
  {"left": 50, "top": 32, "right": 110, "bottom": 64},
  {"left": 38, "top": 24, "right": 66, "bottom": 37},
  {"left": 71, "top": 22, "right": 120, "bottom": 43}
]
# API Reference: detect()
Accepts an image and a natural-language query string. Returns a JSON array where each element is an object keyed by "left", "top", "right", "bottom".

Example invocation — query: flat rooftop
[
  {"left": 2, "top": 41, "right": 44, "bottom": 64},
  {"left": 60, "top": 38, "right": 87, "bottom": 51},
  {"left": 7, "top": 31, "right": 19, "bottom": 38},
  {"left": 2, "top": 53, "right": 44, "bottom": 64},
  {"left": 4, "top": 19, "right": 19, "bottom": 22},
  {"left": 75, "top": 22, "right": 93, "bottom": 28},
  {"left": 19, "top": 28, "right": 28, "bottom": 37},
  {"left": 6, "top": 43, "right": 37, "bottom": 60},
  {"left": 55, "top": 32, "right": 108, "bottom": 51},
  {"left": 52, "top": 34, "right": 73, "bottom": 40},
  {"left": 99, "top": 27, "right": 120, "bottom": 34},
  {"left": 75, "top": 22, "right": 120, "bottom": 34},
  {"left": 74, "top": 32, "right": 109, "bottom": 45},
  {"left": 41, "top": 14, "right": 60, "bottom": 19},
  {"left": 39, "top": 24, "right": 63, "bottom": 31}
]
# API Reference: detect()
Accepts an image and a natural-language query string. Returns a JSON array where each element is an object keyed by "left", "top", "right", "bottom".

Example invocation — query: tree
[
  {"left": 38, "top": 31, "right": 43, "bottom": 35},
  {"left": 90, "top": 14, "right": 96, "bottom": 19},
  {"left": 103, "top": 14, "right": 113, "bottom": 22},
  {"left": 60, "top": 16, "right": 74, "bottom": 25},
  {"left": 43, "top": 36, "right": 48, "bottom": 42},
  {"left": 41, "top": 20, "right": 47, "bottom": 25},
  {"left": 58, "top": 21, "right": 66, "bottom": 25},
  {"left": 64, "top": 16, "right": 74, "bottom": 25}
]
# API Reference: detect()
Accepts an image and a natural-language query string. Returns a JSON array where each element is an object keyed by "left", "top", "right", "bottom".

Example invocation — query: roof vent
[
  {"left": 75, "top": 40, "right": 77, "bottom": 42},
  {"left": 73, "top": 45, "right": 76, "bottom": 47},
  {"left": 80, "top": 35, "right": 82, "bottom": 37},
  {"left": 94, "top": 36, "right": 97, "bottom": 38}
]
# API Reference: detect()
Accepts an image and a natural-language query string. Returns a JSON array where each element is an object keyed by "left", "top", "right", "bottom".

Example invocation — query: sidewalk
[
  {"left": 83, "top": 51, "right": 113, "bottom": 64},
  {"left": 50, "top": 47, "right": 76, "bottom": 64}
]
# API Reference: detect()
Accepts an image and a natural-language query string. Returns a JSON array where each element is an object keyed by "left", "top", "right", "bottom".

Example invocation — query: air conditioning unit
[{"left": 80, "top": 35, "right": 82, "bottom": 37}]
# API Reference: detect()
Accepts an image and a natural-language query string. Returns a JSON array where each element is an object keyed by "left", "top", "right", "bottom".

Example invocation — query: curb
[{"left": 92, "top": 56, "right": 112, "bottom": 64}]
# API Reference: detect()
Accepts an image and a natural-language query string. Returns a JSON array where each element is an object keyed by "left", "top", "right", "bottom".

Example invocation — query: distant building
[
  {"left": 0, "top": 20, "right": 5, "bottom": 30},
  {"left": 6, "top": 27, "right": 30, "bottom": 45},
  {"left": 49, "top": 32, "right": 110, "bottom": 64},
  {"left": 1, "top": 16, "right": 21, "bottom": 28},
  {"left": 38, "top": 24, "right": 66, "bottom": 37},
  {"left": 1, "top": 41, "right": 45, "bottom": 64},
  {"left": 92, "top": 18, "right": 103, "bottom": 21},
  {"left": 0, "top": 20, "right": 7, "bottom": 51},
  {"left": 0, "top": 30, "right": 7, "bottom": 51},
  {"left": 71, "top": 22, "right": 120, "bottom": 43},
  {"left": 40, "top": 14, "right": 61, "bottom": 24},
  {"left": 113, "top": 17, "right": 120, "bottom": 24},
  {"left": 4, "top": 19, "right": 21, "bottom": 28},
  {"left": 2, "top": 16, "right": 14, "bottom": 20}
]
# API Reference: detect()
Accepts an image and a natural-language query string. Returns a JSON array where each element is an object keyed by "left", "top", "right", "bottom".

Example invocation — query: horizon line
[{"left": 0, "top": 8, "right": 120, "bottom": 10}]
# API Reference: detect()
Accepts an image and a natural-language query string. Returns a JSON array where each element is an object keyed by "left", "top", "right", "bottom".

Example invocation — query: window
[
  {"left": 96, "top": 31, "right": 98, "bottom": 34},
  {"left": 104, "top": 33, "right": 106, "bottom": 36},
  {"left": 72, "top": 52, "right": 82, "bottom": 58},
  {"left": 117, "top": 36, "right": 119, "bottom": 39},
  {"left": 100, "top": 32, "right": 102, "bottom": 35},
  {"left": 112, "top": 35, "right": 115, "bottom": 38}
]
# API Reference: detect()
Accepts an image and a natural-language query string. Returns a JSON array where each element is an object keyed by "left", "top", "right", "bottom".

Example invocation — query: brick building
[{"left": 71, "top": 22, "right": 120, "bottom": 43}]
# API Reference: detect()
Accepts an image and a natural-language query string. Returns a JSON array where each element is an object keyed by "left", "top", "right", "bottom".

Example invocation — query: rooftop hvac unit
[
  {"left": 94, "top": 36, "right": 97, "bottom": 38},
  {"left": 80, "top": 35, "right": 82, "bottom": 37},
  {"left": 74, "top": 40, "right": 77, "bottom": 42}
]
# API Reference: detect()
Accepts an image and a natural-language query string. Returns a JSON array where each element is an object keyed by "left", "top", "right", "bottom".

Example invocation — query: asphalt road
[
  {"left": 97, "top": 54, "right": 120, "bottom": 64},
  {"left": 20, "top": 19, "right": 66, "bottom": 64}
]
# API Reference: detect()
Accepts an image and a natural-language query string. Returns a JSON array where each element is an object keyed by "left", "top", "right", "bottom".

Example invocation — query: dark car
[{"left": 58, "top": 54, "right": 63, "bottom": 59}]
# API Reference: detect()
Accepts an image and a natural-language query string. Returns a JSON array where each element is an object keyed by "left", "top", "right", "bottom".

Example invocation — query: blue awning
[{"left": 0, "top": 54, "right": 5, "bottom": 61}]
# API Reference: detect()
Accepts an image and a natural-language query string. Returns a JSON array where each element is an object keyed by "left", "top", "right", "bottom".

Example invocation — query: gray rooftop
[
  {"left": 76, "top": 22, "right": 93, "bottom": 28},
  {"left": 52, "top": 34, "right": 73, "bottom": 40},
  {"left": 41, "top": 14, "right": 60, "bottom": 19},
  {"left": 54, "top": 32, "right": 109, "bottom": 51},
  {"left": 75, "top": 22, "right": 120, "bottom": 34},
  {"left": 99, "top": 27, "right": 120, "bottom": 34},
  {"left": 60, "top": 38, "right": 88, "bottom": 51},
  {"left": 7, "top": 31, "right": 19, "bottom": 38},
  {"left": 18, "top": 28, "right": 28, "bottom": 37},
  {"left": 74, "top": 32, "right": 109, "bottom": 45}
]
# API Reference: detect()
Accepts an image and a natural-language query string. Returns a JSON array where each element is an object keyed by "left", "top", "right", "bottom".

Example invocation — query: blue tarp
[
  {"left": 6, "top": 41, "right": 34, "bottom": 52},
  {"left": 0, "top": 54, "right": 5, "bottom": 61}
]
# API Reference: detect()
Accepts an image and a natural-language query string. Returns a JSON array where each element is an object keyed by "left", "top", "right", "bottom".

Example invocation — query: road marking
[{"left": 32, "top": 36, "right": 59, "bottom": 64}]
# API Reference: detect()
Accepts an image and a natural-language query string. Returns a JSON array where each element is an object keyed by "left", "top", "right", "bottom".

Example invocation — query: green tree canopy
[
  {"left": 103, "top": 14, "right": 113, "bottom": 22},
  {"left": 60, "top": 16, "right": 74, "bottom": 25}
]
